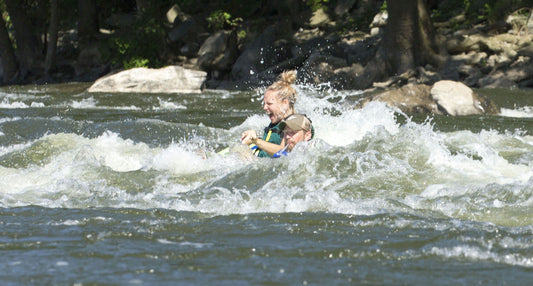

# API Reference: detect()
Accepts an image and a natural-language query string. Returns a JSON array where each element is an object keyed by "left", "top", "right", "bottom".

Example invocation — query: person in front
[
  {"left": 273, "top": 114, "right": 314, "bottom": 158},
  {"left": 241, "top": 70, "right": 297, "bottom": 157}
]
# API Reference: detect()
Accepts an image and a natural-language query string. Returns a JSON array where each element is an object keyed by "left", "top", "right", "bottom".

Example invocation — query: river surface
[{"left": 0, "top": 83, "right": 532, "bottom": 285}]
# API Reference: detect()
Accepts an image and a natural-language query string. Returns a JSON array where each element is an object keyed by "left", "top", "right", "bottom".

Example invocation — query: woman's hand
[{"left": 241, "top": 130, "right": 258, "bottom": 145}]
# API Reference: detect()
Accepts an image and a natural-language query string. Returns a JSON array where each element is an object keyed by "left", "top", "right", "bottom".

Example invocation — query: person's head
[
  {"left": 263, "top": 70, "right": 297, "bottom": 124},
  {"left": 280, "top": 114, "right": 313, "bottom": 152}
]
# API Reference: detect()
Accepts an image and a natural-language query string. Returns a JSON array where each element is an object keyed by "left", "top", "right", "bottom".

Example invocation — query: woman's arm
[
  {"left": 252, "top": 137, "right": 285, "bottom": 156},
  {"left": 241, "top": 130, "right": 257, "bottom": 145},
  {"left": 241, "top": 129, "right": 285, "bottom": 157}
]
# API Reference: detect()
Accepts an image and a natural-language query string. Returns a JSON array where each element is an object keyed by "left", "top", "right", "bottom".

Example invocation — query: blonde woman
[{"left": 241, "top": 70, "right": 297, "bottom": 157}]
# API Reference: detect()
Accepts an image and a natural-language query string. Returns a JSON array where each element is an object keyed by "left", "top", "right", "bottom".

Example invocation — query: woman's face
[{"left": 263, "top": 90, "right": 290, "bottom": 124}]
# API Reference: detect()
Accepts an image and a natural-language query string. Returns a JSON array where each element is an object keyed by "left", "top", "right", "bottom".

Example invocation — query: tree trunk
[
  {"left": 78, "top": 0, "right": 98, "bottom": 50},
  {"left": 0, "top": 11, "right": 19, "bottom": 83},
  {"left": 380, "top": 0, "right": 443, "bottom": 75},
  {"left": 5, "top": 0, "right": 43, "bottom": 78},
  {"left": 355, "top": 0, "right": 445, "bottom": 89},
  {"left": 44, "top": 0, "right": 58, "bottom": 76}
]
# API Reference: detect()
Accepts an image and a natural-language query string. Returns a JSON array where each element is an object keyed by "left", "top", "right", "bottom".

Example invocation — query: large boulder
[
  {"left": 165, "top": 4, "right": 207, "bottom": 58},
  {"left": 87, "top": 66, "right": 207, "bottom": 93},
  {"left": 230, "top": 24, "right": 295, "bottom": 84},
  {"left": 298, "top": 51, "right": 347, "bottom": 86},
  {"left": 358, "top": 83, "right": 441, "bottom": 114},
  {"left": 357, "top": 81, "right": 499, "bottom": 115},
  {"left": 430, "top": 80, "right": 499, "bottom": 115},
  {"left": 197, "top": 30, "right": 238, "bottom": 73}
]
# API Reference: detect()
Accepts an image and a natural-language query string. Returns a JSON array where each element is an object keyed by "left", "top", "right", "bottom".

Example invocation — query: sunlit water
[{"left": 0, "top": 83, "right": 532, "bottom": 285}]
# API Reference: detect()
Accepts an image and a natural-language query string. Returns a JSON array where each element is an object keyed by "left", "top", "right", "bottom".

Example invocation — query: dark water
[{"left": 0, "top": 83, "right": 532, "bottom": 285}]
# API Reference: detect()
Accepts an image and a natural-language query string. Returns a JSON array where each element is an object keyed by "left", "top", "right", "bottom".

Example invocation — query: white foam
[
  {"left": 69, "top": 97, "right": 97, "bottom": 108},
  {"left": 30, "top": 102, "right": 45, "bottom": 107},
  {"left": 155, "top": 97, "right": 187, "bottom": 110},
  {"left": 92, "top": 131, "right": 152, "bottom": 172},
  {"left": 500, "top": 106, "right": 533, "bottom": 118},
  {"left": 1, "top": 88, "right": 532, "bottom": 226},
  {"left": 428, "top": 245, "right": 533, "bottom": 267},
  {"left": 0, "top": 99, "right": 29, "bottom": 108},
  {"left": 67, "top": 97, "right": 141, "bottom": 110},
  {"left": 150, "top": 143, "right": 212, "bottom": 174}
]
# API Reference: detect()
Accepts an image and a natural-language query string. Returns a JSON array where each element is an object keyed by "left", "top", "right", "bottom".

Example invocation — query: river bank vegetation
[{"left": 1, "top": 0, "right": 532, "bottom": 91}]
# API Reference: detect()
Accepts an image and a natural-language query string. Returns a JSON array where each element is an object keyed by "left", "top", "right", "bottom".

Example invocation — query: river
[{"left": 0, "top": 83, "right": 532, "bottom": 285}]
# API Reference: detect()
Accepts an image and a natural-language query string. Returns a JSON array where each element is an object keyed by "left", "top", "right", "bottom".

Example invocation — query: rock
[
  {"left": 518, "top": 43, "right": 533, "bottom": 58},
  {"left": 479, "top": 74, "right": 518, "bottom": 89},
  {"left": 369, "top": 11, "right": 388, "bottom": 36},
  {"left": 417, "top": 66, "right": 442, "bottom": 85},
  {"left": 446, "top": 34, "right": 485, "bottom": 54},
  {"left": 370, "top": 11, "right": 388, "bottom": 28},
  {"left": 358, "top": 83, "right": 441, "bottom": 114},
  {"left": 529, "top": 13, "right": 533, "bottom": 34},
  {"left": 197, "top": 30, "right": 238, "bottom": 73},
  {"left": 458, "top": 65, "right": 482, "bottom": 87},
  {"left": 166, "top": 4, "right": 183, "bottom": 24},
  {"left": 486, "top": 53, "right": 513, "bottom": 69},
  {"left": 334, "top": 0, "right": 357, "bottom": 17},
  {"left": 430, "top": 80, "right": 499, "bottom": 115},
  {"left": 309, "top": 8, "right": 334, "bottom": 28},
  {"left": 506, "top": 11, "right": 533, "bottom": 34},
  {"left": 331, "top": 63, "right": 365, "bottom": 90},
  {"left": 168, "top": 19, "right": 194, "bottom": 43},
  {"left": 357, "top": 81, "right": 500, "bottom": 115},
  {"left": 342, "top": 35, "right": 380, "bottom": 66},
  {"left": 87, "top": 66, "right": 207, "bottom": 93},
  {"left": 451, "top": 51, "right": 488, "bottom": 66},
  {"left": 479, "top": 56, "right": 533, "bottom": 88},
  {"left": 231, "top": 26, "right": 284, "bottom": 80},
  {"left": 180, "top": 42, "right": 200, "bottom": 57},
  {"left": 299, "top": 52, "right": 347, "bottom": 86},
  {"left": 168, "top": 19, "right": 206, "bottom": 46}
]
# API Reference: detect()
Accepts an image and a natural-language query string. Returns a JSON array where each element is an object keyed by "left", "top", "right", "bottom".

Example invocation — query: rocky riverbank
[
  {"left": 85, "top": 3, "right": 532, "bottom": 116},
  {"left": 175, "top": 6, "right": 533, "bottom": 91},
  {"left": 75, "top": 3, "right": 532, "bottom": 91}
]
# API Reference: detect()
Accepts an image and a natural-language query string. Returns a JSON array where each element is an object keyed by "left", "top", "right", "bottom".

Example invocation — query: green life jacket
[{"left": 250, "top": 122, "right": 283, "bottom": 158}]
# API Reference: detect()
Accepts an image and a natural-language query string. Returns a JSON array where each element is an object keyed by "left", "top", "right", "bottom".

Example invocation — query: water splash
[{"left": 0, "top": 86, "right": 532, "bottom": 227}]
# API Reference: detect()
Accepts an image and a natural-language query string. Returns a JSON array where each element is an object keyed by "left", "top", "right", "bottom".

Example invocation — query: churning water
[{"left": 0, "top": 83, "right": 532, "bottom": 285}]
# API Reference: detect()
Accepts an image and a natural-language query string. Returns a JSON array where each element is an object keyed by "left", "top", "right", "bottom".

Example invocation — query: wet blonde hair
[{"left": 266, "top": 70, "right": 297, "bottom": 108}]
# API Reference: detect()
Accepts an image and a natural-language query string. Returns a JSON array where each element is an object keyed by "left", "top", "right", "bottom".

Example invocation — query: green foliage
[
  {"left": 1, "top": 10, "right": 10, "bottom": 28},
  {"left": 1, "top": 10, "right": 16, "bottom": 46},
  {"left": 463, "top": 0, "right": 472, "bottom": 13},
  {"left": 306, "top": 0, "right": 330, "bottom": 11},
  {"left": 237, "top": 29, "right": 246, "bottom": 40},
  {"left": 431, "top": 0, "right": 530, "bottom": 28},
  {"left": 485, "top": 1, "right": 511, "bottom": 23},
  {"left": 466, "top": 1, "right": 507, "bottom": 23},
  {"left": 481, "top": 3, "right": 492, "bottom": 21},
  {"left": 207, "top": 10, "right": 242, "bottom": 31},
  {"left": 463, "top": 0, "right": 516, "bottom": 24},
  {"left": 123, "top": 57, "right": 150, "bottom": 69},
  {"left": 380, "top": 1, "right": 387, "bottom": 12},
  {"left": 103, "top": 14, "right": 165, "bottom": 70}
]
